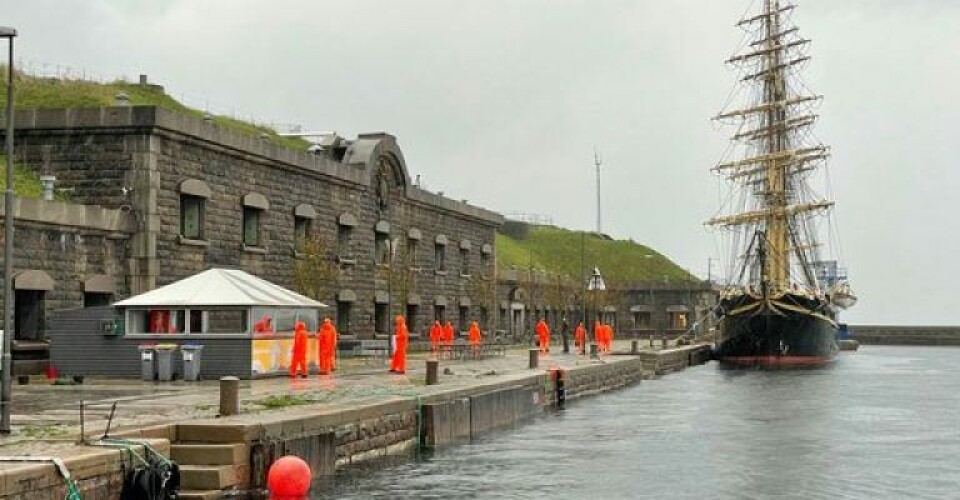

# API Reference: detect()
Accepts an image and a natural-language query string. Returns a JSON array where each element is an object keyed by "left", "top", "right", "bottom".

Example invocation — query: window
[
  {"left": 499, "top": 307, "right": 507, "bottom": 330},
  {"left": 181, "top": 195, "right": 205, "bottom": 239},
  {"left": 336, "top": 301, "right": 352, "bottom": 335},
  {"left": 375, "top": 302, "right": 389, "bottom": 335},
  {"left": 481, "top": 251, "right": 490, "bottom": 269},
  {"left": 480, "top": 307, "right": 489, "bottom": 330},
  {"left": 407, "top": 238, "right": 418, "bottom": 269},
  {"left": 406, "top": 304, "right": 419, "bottom": 334},
  {"left": 671, "top": 313, "right": 688, "bottom": 330},
  {"left": 83, "top": 292, "right": 113, "bottom": 308},
  {"left": 375, "top": 232, "right": 391, "bottom": 266},
  {"left": 633, "top": 312, "right": 652, "bottom": 329},
  {"left": 338, "top": 225, "right": 352, "bottom": 259},
  {"left": 459, "top": 306, "right": 469, "bottom": 332},
  {"left": 460, "top": 248, "right": 470, "bottom": 276},
  {"left": 434, "top": 305, "right": 446, "bottom": 323},
  {"left": 243, "top": 207, "right": 261, "bottom": 246},
  {"left": 294, "top": 216, "right": 311, "bottom": 248},
  {"left": 14, "top": 290, "right": 45, "bottom": 341},
  {"left": 435, "top": 244, "right": 446, "bottom": 272}
]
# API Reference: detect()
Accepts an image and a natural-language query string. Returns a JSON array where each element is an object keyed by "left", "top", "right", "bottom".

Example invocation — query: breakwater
[
  {"left": 0, "top": 345, "right": 710, "bottom": 499},
  {"left": 850, "top": 325, "right": 960, "bottom": 346}
]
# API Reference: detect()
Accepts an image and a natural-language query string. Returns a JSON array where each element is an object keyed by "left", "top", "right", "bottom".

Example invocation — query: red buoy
[{"left": 267, "top": 455, "right": 311, "bottom": 497}]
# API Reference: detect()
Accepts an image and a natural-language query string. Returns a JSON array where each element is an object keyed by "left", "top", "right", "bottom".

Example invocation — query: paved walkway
[{"left": 0, "top": 340, "right": 669, "bottom": 453}]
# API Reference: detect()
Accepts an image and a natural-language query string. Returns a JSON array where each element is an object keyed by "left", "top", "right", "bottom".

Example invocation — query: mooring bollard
[
  {"left": 590, "top": 343, "right": 599, "bottom": 359},
  {"left": 661, "top": 338, "right": 669, "bottom": 349},
  {"left": 426, "top": 359, "right": 439, "bottom": 385},
  {"left": 219, "top": 376, "right": 239, "bottom": 417},
  {"left": 631, "top": 340, "right": 639, "bottom": 355},
  {"left": 529, "top": 349, "right": 539, "bottom": 369}
]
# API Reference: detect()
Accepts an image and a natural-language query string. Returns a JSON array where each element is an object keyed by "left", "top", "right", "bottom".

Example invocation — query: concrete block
[
  {"left": 179, "top": 464, "right": 243, "bottom": 490},
  {"left": 171, "top": 443, "right": 248, "bottom": 466},
  {"left": 177, "top": 422, "right": 258, "bottom": 443}
]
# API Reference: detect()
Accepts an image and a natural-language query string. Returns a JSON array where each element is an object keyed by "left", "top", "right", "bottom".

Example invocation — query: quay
[
  {"left": 850, "top": 325, "right": 960, "bottom": 346},
  {"left": 0, "top": 341, "right": 711, "bottom": 499}
]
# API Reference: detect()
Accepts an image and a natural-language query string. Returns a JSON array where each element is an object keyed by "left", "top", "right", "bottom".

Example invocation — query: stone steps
[
  {"left": 179, "top": 464, "right": 249, "bottom": 490},
  {"left": 171, "top": 443, "right": 247, "bottom": 466},
  {"left": 176, "top": 489, "right": 224, "bottom": 500}
]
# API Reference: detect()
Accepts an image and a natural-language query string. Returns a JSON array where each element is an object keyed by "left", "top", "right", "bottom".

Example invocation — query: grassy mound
[
  {"left": 0, "top": 154, "right": 60, "bottom": 199},
  {"left": 0, "top": 66, "right": 309, "bottom": 151},
  {"left": 497, "top": 225, "right": 698, "bottom": 284}
]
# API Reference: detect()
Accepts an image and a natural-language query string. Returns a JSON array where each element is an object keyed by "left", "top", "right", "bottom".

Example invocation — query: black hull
[{"left": 715, "top": 294, "right": 838, "bottom": 367}]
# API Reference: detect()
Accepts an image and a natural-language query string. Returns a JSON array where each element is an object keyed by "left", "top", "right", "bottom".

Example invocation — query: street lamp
[
  {"left": 587, "top": 267, "right": 605, "bottom": 340},
  {"left": 1, "top": 25, "right": 17, "bottom": 435}
]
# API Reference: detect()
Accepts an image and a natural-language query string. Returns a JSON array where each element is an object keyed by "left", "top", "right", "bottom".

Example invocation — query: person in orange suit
[
  {"left": 429, "top": 320, "right": 442, "bottom": 357},
  {"left": 253, "top": 314, "right": 274, "bottom": 334},
  {"left": 443, "top": 320, "right": 455, "bottom": 359},
  {"left": 289, "top": 321, "right": 309, "bottom": 378},
  {"left": 330, "top": 320, "right": 339, "bottom": 372},
  {"left": 390, "top": 315, "right": 409, "bottom": 374},
  {"left": 317, "top": 318, "right": 336, "bottom": 375},
  {"left": 468, "top": 321, "right": 482, "bottom": 358},
  {"left": 574, "top": 322, "right": 586, "bottom": 355},
  {"left": 535, "top": 319, "right": 551, "bottom": 354}
]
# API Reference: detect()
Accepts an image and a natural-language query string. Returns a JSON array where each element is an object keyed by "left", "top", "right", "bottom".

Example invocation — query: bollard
[
  {"left": 631, "top": 340, "right": 639, "bottom": 355},
  {"left": 528, "top": 349, "right": 539, "bottom": 369},
  {"left": 589, "top": 343, "right": 599, "bottom": 359},
  {"left": 661, "top": 338, "right": 668, "bottom": 349},
  {"left": 219, "top": 376, "right": 240, "bottom": 417},
  {"left": 426, "top": 359, "right": 439, "bottom": 385},
  {"left": 649, "top": 335, "right": 655, "bottom": 347}
]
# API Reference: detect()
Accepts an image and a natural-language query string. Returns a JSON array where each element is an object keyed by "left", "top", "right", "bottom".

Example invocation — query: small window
[
  {"left": 434, "top": 305, "right": 446, "bottom": 323},
  {"left": 14, "top": 290, "right": 45, "bottom": 341},
  {"left": 480, "top": 306, "right": 489, "bottom": 330},
  {"left": 460, "top": 248, "right": 470, "bottom": 276},
  {"left": 338, "top": 225, "right": 352, "bottom": 259},
  {"left": 83, "top": 292, "right": 113, "bottom": 308},
  {"left": 181, "top": 195, "right": 205, "bottom": 239},
  {"left": 294, "top": 216, "right": 311, "bottom": 248},
  {"left": 435, "top": 244, "right": 446, "bottom": 272},
  {"left": 375, "top": 232, "right": 391, "bottom": 266},
  {"left": 407, "top": 238, "right": 418, "bottom": 269},
  {"left": 459, "top": 305, "right": 469, "bottom": 332},
  {"left": 481, "top": 251, "right": 490, "bottom": 269},
  {"left": 243, "top": 207, "right": 261, "bottom": 246},
  {"left": 633, "top": 312, "right": 651, "bottom": 329},
  {"left": 499, "top": 307, "right": 507, "bottom": 330},
  {"left": 337, "top": 301, "right": 352, "bottom": 335},
  {"left": 375, "top": 302, "right": 389, "bottom": 334},
  {"left": 406, "top": 304, "right": 419, "bottom": 334}
]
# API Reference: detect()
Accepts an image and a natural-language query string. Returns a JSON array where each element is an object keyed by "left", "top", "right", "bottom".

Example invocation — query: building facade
[{"left": 1, "top": 105, "right": 502, "bottom": 371}]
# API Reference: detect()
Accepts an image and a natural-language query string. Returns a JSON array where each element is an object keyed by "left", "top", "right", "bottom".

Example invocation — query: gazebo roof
[{"left": 113, "top": 268, "right": 327, "bottom": 308}]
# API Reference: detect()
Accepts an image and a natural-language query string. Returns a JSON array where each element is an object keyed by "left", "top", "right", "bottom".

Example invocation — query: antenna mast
[{"left": 594, "top": 147, "right": 602, "bottom": 234}]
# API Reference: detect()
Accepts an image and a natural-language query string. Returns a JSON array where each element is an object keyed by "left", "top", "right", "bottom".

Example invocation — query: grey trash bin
[
  {"left": 138, "top": 344, "right": 156, "bottom": 381},
  {"left": 155, "top": 344, "right": 178, "bottom": 381},
  {"left": 181, "top": 344, "right": 204, "bottom": 381}
]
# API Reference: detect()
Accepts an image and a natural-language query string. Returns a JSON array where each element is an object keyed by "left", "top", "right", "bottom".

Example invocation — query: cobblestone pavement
[{"left": 0, "top": 339, "right": 669, "bottom": 453}]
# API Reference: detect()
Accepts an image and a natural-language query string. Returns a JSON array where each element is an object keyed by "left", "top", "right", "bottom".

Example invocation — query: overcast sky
[{"left": 2, "top": 0, "right": 957, "bottom": 325}]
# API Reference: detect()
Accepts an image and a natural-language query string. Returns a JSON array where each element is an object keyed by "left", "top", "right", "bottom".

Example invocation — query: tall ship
[{"left": 707, "top": 0, "right": 857, "bottom": 367}]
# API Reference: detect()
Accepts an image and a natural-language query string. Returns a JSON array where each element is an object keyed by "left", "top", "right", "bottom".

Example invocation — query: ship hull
[{"left": 715, "top": 294, "right": 838, "bottom": 368}]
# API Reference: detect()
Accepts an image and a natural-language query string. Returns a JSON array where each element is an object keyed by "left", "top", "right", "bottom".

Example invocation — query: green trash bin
[
  {"left": 155, "top": 344, "right": 178, "bottom": 381},
  {"left": 138, "top": 344, "right": 156, "bottom": 381},
  {"left": 181, "top": 344, "right": 204, "bottom": 381}
]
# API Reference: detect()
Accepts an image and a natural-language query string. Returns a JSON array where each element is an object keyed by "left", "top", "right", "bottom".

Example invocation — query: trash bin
[
  {"left": 155, "top": 344, "right": 178, "bottom": 381},
  {"left": 181, "top": 344, "right": 204, "bottom": 381},
  {"left": 138, "top": 344, "right": 157, "bottom": 381}
]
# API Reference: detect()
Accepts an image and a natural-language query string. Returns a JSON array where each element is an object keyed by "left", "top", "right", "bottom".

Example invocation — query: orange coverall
[
  {"left": 469, "top": 321, "right": 482, "bottom": 358},
  {"left": 443, "top": 321, "right": 455, "bottom": 357},
  {"left": 289, "top": 321, "right": 309, "bottom": 377},
  {"left": 536, "top": 320, "right": 550, "bottom": 354},
  {"left": 574, "top": 323, "right": 586, "bottom": 354},
  {"left": 594, "top": 321, "right": 603, "bottom": 353},
  {"left": 318, "top": 318, "right": 336, "bottom": 375},
  {"left": 429, "top": 321, "right": 442, "bottom": 355},
  {"left": 390, "top": 316, "right": 409, "bottom": 374},
  {"left": 605, "top": 324, "right": 615, "bottom": 352}
]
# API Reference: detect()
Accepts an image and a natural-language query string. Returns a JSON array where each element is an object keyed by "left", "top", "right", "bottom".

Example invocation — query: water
[{"left": 316, "top": 346, "right": 960, "bottom": 499}]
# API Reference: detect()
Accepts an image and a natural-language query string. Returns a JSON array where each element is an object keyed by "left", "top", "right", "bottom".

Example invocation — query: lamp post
[
  {"left": 588, "top": 267, "right": 605, "bottom": 341},
  {"left": 1, "top": 25, "right": 18, "bottom": 435}
]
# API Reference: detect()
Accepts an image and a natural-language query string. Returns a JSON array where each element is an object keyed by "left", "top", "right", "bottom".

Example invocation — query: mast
[{"left": 708, "top": 0, "right": 833, "bottom": 295}]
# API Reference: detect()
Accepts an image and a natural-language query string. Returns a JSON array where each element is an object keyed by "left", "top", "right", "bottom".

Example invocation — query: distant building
[{"left": 1, "top": 106, "right": 501, "bottom": 373}]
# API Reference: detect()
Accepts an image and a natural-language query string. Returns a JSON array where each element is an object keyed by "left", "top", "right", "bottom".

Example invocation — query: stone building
[
  {"left": 495, "top": 268, "right": 715, "bottom": 341},
  {"left": 1, "top": 105, "right": 502, "bottom": 372}
]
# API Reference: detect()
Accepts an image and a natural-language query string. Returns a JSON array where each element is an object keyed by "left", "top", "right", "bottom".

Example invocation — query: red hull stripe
[{"left": 720, "top": 355, "right": 834, "bottom": 367}]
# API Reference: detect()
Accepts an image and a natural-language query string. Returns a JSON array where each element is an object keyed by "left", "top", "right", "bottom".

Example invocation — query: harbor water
[{"left": 317, "top": 346, "right": 959, "bottom": 499}]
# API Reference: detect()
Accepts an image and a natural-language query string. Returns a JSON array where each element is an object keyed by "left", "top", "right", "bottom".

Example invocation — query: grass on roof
[
  {"left": 497, "top": 225, "right": 699, "bottom": 285},
  {"left": 0, "top": 154, "right": 68, "bottom": 200},
  {"left": 0, "top": 66, "right": 310, "bottom": 151}
]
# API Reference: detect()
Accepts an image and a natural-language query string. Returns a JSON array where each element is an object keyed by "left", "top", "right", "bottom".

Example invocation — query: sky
[{"left": 1, "top": 0, "right": 957, "bottom": 325}]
